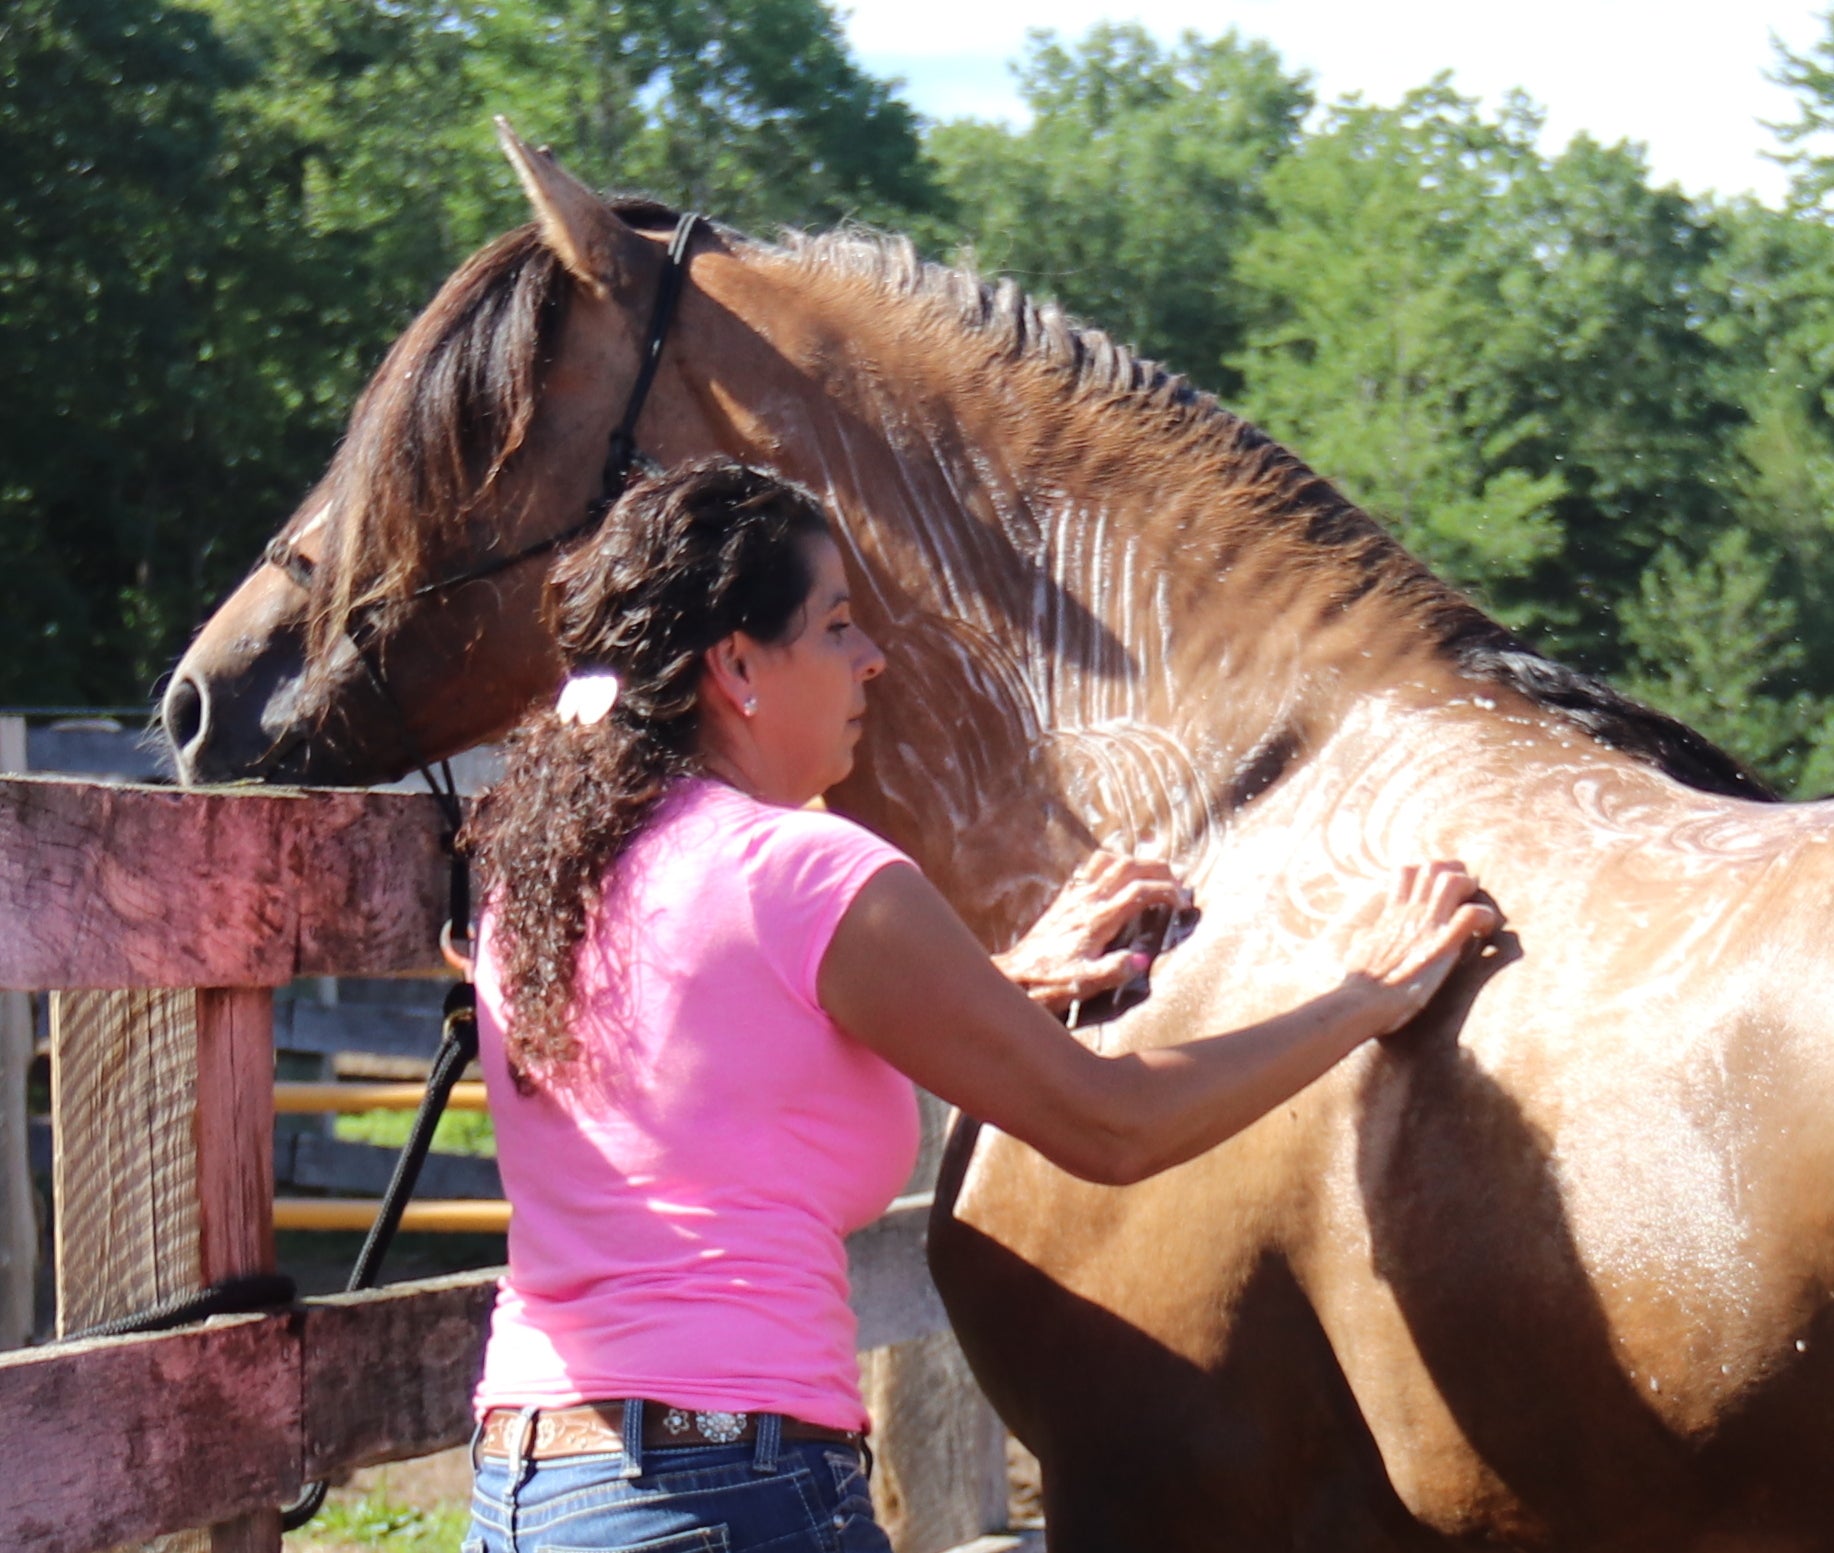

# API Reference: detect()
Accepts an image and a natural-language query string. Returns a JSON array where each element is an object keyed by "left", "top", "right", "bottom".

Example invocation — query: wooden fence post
[
  {"left": 53, "top": 987, "right": 280, "bottom": 1553},
  {"left": 0, "top": 714, "right": 32, "bottom": 1351},
  {"left": 862, "top": 1092, "right": 1008, "bottom": 1553}
]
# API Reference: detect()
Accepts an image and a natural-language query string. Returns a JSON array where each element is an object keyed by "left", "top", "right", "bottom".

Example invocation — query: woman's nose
[{"left": 858, "top": 632, "right": 886, "bottom": 681}]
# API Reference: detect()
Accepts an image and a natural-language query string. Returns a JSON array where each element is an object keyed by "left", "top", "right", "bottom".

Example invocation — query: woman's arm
[{"left": 818, "top": 860, "right": 1496, "bottom": 1186}]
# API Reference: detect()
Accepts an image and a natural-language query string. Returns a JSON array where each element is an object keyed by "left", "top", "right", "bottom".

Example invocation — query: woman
[{"left": 463, "top": 459, "right": 1496, "bottom": 1553}]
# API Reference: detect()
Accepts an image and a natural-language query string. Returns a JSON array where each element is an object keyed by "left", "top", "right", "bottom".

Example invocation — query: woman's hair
[{"left": 464, "top": 458, "right": 835, "bottom": 1087}]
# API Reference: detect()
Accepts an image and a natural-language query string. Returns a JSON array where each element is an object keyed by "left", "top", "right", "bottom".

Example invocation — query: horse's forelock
[{"left": 296, "top": 225, "right": 570, "bottom": 670}]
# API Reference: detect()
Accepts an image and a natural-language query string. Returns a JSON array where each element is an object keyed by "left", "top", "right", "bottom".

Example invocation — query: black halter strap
[{"left": 263, "top": 209, "right": 704, "bottom": 609}]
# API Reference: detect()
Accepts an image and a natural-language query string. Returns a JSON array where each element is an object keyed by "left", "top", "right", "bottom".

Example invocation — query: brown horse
[{"left": 167, "top": 129, "right": 1834, "bottom": 1551}]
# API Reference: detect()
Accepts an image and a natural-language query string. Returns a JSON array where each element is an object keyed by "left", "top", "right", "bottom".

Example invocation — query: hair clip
[{"left": 556, "top": 669, "right": 620, "bottom": 727}]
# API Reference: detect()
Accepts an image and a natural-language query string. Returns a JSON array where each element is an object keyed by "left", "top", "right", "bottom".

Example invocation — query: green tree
[
  {"left": 1230, "top": 83, "right": 1566, "bottom": 598},
  {"left": 1620, "top": 530, "right": 1834, "bottom": 792},
  {"left": 1231, "top": 81, "right": 1744, "bottom": 672},
  {"left": 927, "top": 24, "right": 1309, "bottom": 391},
  {"left": 1, "top": 0, "right": 938, "bottom": 705},
  {"left": 0, "top": 0, "right": 300, "bottom": 702}
]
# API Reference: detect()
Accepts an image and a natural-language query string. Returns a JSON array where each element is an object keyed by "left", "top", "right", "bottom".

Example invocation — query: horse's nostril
[{"left": 165, "top": 675, "right": 206, "bottom": 753}]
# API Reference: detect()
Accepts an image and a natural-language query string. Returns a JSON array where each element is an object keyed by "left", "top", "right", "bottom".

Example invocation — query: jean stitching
[{"left": 509, "top": 1461, "right": 818, "bottom": 1533}]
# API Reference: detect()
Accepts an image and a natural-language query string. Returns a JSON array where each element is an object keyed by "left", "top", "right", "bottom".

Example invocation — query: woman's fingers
[
  {"left": 1066, "top": 944, "right": 1154, "bottom": 1002},
  {"left": 996, "top": 852, "right": 1193, "bottom": 1011},
  {"left": 1342, "top": 862, "right": 1496, "bottom": 988},
  {"left": 1080, "top": 875, "right": 1187, "bottom": 941}
]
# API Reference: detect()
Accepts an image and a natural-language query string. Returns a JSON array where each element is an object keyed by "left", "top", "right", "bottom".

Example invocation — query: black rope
[
  {"left": 61, "top": 1273, "right": 298, "bottom": 1343},
  {"left": 347, "top": 982, "right": 479, "bottom": 1291},
  {"left": 281, "top": 980, "right": 481, "bottom": 1530}
]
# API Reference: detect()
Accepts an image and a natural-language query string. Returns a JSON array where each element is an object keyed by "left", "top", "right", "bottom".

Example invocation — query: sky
[{"left": 840, "top": 0, "right": 1832, "bottom": 207}]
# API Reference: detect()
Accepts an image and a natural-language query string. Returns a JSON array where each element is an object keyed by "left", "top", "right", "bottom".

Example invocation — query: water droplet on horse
[{"left": 1796, "top": 1338, "right": 1809, "bottom": 1353}]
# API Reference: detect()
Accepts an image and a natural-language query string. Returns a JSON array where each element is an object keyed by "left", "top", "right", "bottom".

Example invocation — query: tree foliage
[
  {"left": 0, "top": 0, "right": 935, "bottom": 706},
  {"left": 927, "top": 25, "right": 1308, "bottom": 390},
  {"left": 12, "top": 2, "right": 1834, "bottom": 793}
]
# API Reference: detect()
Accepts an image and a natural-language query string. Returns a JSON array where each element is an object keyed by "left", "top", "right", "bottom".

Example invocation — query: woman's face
[{"left": 742, "top": 535, "right": 885, "bottom": 801}]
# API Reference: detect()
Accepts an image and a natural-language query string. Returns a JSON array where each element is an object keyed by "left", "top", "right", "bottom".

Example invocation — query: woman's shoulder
[{"left": 687, "top": 781, "right": 912, "bottom": 884}]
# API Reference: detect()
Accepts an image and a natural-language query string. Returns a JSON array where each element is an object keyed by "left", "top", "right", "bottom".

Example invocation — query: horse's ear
[{"left": 494, "top": 117, "right": 637, "bottom": 300}]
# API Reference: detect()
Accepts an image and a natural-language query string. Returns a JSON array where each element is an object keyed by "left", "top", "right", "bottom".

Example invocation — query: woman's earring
[{"left": 742, "top": 695, "right": 758, "bottom": 717}]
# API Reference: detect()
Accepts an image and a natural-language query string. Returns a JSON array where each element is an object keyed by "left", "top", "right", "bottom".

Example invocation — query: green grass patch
[
  {"left": 334, "top": 1107, "right": 496, "bottom": 1155},
  {"left": 285, "top": 1491, "right": 470, "bottom": 1551}
]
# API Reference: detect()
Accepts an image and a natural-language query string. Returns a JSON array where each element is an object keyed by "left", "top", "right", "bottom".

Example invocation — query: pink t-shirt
[{"left": 472, "top": 778, "right": 921, "bottom": 1431}]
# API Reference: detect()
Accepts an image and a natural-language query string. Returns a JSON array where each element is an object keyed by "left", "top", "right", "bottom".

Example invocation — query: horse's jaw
[{"left": 165, "top": 541, "right": 565, "bottom": 787}]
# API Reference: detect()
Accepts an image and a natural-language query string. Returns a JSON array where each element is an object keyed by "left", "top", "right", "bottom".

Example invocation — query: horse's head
[{"left": 165, "top": 125, "right": 731, "bottom": 785}]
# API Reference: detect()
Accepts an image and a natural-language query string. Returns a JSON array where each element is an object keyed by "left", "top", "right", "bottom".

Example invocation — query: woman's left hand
[{"left": 992, "top": 850, "right": 1190, "bottom": 1016}]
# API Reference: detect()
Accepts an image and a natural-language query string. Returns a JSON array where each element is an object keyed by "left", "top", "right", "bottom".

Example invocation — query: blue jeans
[{"left": 464, "top": 1404, "right": 893, "bottom": 1553}]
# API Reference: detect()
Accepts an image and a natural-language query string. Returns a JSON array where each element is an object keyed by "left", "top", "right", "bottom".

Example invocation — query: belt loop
[
  {"left": 751, "top": 1411, "right": 783, "bottom": 1475},
  {"left": 618, "top": 1397, "right": 646, "bottom": 1481},
  {"left": 507, "top": 1405, "right": 539, "bottom": 1512}
]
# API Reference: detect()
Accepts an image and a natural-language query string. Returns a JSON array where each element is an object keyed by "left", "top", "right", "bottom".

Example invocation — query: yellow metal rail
[
  {"left": 274, "top": 1081, "right": 489, "bottom": 1113},
  {"left": 274, "top": 1197, "right": 510, "bottom": 1233}
]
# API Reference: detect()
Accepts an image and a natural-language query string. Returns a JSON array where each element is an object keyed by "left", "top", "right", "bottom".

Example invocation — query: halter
[
  {"left": 257, "top": 208, "right": 704, "bottom": 852},
  {"left": 262, "top": 209, "right": 703, "bottom": 1534},
  {"left": 262, "top": 210, "right": 705, "bottom": 610}
]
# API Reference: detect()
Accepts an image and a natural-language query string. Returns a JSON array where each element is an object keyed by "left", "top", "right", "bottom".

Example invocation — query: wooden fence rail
[
  {"left": 0, "top": 775, "right": 996, "bottom": 1553},
  {"left": 0, "top": 1196, "right": 943, "bottom": 1553}
]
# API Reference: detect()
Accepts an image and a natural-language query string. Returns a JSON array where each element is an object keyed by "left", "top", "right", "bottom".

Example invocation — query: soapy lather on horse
[{"left": 166, "top": 123, "right": 1834, "bottom": 1551}]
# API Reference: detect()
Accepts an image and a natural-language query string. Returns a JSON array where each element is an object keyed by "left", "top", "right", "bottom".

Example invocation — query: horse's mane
[
  {"left": 291, "top": 206, "right": 1772, "bottom": 801},
  {"left": 782, "top": 227, "right": 1773, "bottom": 801}
]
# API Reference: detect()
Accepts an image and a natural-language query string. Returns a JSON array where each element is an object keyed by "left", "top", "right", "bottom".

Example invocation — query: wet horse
[{"left": 168, "top": 129, "right": 1834, "bottom": 1549}]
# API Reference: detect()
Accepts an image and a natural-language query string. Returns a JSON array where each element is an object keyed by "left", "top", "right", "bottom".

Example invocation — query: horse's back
[{"left": 935, "top": 772, "right": 1834, "bottom": 1550}]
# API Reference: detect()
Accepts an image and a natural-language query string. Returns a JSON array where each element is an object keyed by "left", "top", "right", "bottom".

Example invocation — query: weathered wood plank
[
  {"left": 0, "top": 1313, "right": 300, "bottom": 1553},
  {"left": 848, "top": 1193, "right": 949, "bottom": 1353},
  {"left": 2, "top": 1189, "right": 955, "bottom": 1553},
  {"left": 0, "top": 1276, "right": 493, "bottom": 1551},
  {"left": 0, "top": 778, "right": 448, "bottom": 989},
  {"left": 195, "top": 990, "right": 276, "bottom": 1287},
  {"left": 195, "top": 988, "right": 282, "bottom": 1553},
  {"left": 53, "top": 991, "right": 202, "bottom": 1333},
  {"left": 859, "top": 1096, "right": 1007, "bottom": 1553},
  {"left": 0, "top": 989, "right": 32, "bottom": 1350},
  {"left": 53, "top": 989, "right": 283, "bottom": 1552},
  {"left": 863, "top": 1330, "right": 1007, "bottom": 1553},
  {"left": 0, "top": 718, "right": 34, "bottom": 1350},
  {"left": 275, "top": 1133, "right": 501, "bottom": 1200},
  {"left": 272, "top": 997, "right": 452, "bottom": 1061},
  {"left": 298, "top": 1270, "right": 497, "bottom": 1477}
]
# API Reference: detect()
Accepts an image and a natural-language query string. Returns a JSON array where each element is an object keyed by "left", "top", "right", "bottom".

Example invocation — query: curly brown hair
[{"left": 464, "top": 458, "right": 834, "bottom": 1088}]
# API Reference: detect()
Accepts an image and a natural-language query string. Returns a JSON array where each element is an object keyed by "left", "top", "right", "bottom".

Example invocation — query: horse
[{"left": 165, "top": 126, "right": 1834, "bottom": 1550}]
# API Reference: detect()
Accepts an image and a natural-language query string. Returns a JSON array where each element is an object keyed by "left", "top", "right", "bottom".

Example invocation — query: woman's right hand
[
  {"left": 1335, "top": 862, "right": 1498, "bottom": 1035},
  {"left": 991, "top": 850, "right": 1189, "bottom": 1016}
]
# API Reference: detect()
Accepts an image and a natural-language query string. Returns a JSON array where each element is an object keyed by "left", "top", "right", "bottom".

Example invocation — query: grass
[
  {"left": 285, "top": 1491, "right": 470, "bottom": 1552},
  {"left": 334, "top": 1107, "right": 496, "bottom": 1155}
]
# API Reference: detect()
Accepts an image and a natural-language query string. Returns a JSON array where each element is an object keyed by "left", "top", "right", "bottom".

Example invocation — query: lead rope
[
  {"left": 260, "top": 211, "right": 703, "bottom": 1527},
  {"left": 282, "top": 764, "right": 476, "bottom": 1531}
]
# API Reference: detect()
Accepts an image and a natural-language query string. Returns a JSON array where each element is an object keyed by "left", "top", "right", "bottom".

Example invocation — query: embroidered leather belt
[{"left": 478, "top": 1401, "right": 864, "bottom": 1460}]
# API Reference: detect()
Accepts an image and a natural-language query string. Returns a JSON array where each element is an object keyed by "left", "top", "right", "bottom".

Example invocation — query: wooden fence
[{"left": 0, "top": 773, "right": 1008, "bottom": 1553}]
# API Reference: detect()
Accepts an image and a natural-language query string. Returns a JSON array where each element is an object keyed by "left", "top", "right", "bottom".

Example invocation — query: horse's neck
[{"left": 712, "top": 268, "right": 1451, "bottom": 926}]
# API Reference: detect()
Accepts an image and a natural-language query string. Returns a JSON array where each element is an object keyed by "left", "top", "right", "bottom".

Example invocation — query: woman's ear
[{"left": 701, "top": 634, "right": 755, "bottom": 717}]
